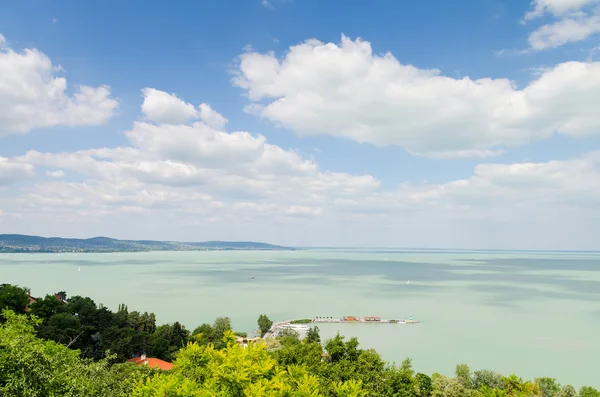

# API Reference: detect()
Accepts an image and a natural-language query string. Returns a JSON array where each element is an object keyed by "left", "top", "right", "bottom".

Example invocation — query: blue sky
[{"left": 1, "top": 0, "right": 600, "bottom": 248}]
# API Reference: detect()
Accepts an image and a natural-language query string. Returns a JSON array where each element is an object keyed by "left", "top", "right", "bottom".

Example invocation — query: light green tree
[
  {"left": 580, "top": 386, "right": 600, "bottom": 397},
  {"left": 0, "top": 309, "right": 129, "bottom": 397}
]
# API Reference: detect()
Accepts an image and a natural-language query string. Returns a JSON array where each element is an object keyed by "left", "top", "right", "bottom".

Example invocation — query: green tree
[
  {"left": 257, "top": 314, "right": 273, "bottom": 337},
  {"left": 0, "top": 284, "right": 29, "bottom": 316},
  {"left": 133, "top": 330, "right": 364, "bottom": 396},
  {"left": 456, "top": 363, "right": 473, "bottom": 389},
  {"left": 29, "top": 293, "right": 68, "bottom": 322},
  {"left": 556, "top": 385, "right": 577, "bottom": 397},
  {"left": 209, "top": 317, "right": 231, "bottom": 349},
  {"left": 191, "top": 323, "right": 213, "bottom": 345},
  {"left": 415, "top": 373, "right": 433, "bottom": 396},
  {"left": 304, "top": 325, "right": 321, "bottom": 343},
  {"left": 580, "top": 386, "right": 600, "bottom": 397},
  {"left": 0, "top": 309, "right": 130, "bottom": 397},
  {"left": 149, "top": 322, "right": 190, "bottom": 361},
  {"left": 536, "top": 377, "right": 561, "bottom": 397},
  {"left": 473, "top": 370, "right": 506, "bottom": 390}
]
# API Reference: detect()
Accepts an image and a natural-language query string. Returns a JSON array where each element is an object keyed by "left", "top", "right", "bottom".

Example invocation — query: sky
[{"left": 1, "top": 0, "right": 600, "bottom": 249}]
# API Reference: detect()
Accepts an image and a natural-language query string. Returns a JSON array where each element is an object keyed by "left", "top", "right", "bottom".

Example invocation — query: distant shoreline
[{"left": 0, "top": 233, "right": 295, "bottom": 254}]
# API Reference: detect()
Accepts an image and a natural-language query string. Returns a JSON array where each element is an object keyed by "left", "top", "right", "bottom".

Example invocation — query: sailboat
[
  {"left": 398, "top": 309, "right": 406, "bottom": 324},
  {"left": 78, "top": 266, "right": 81, "bottom": 272}
]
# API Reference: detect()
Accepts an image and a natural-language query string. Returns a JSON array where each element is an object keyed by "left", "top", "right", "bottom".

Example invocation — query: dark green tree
[
  {"left": 415, "top": 373, "right": 433, "bottom": 396},
  {"left": 149, "top": 322, "right": 190, "bottom": 361},
  {"left": 29, "top": 293, "right": 68, "bottom": 321},
  {"left": 305, "top": 325, "right": 321, "bottom": 343},
  {"left": 0, "top": 284, "right": 29, "bottom": 316},
  {"left": 257, "top": 314, "right": 273, "bottom": 337},
  {"left": 324, "top": 332, "right": 347, "bottom": 363}
]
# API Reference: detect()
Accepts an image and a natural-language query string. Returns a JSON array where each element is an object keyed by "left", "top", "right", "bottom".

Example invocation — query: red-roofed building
[
  {"left": 27, "top": 291, "right": 37, "bottom": 305},
  {"left": 127, "top": 354, "right": 173, "bottom": 371}
]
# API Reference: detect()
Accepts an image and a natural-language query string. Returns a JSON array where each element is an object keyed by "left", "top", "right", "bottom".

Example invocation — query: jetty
[
  {"left": 264, "top": 315, "right": 420, "bottom": 338},
  {"left": 313, "top": 315, "right": 419, "bottom": 325}
]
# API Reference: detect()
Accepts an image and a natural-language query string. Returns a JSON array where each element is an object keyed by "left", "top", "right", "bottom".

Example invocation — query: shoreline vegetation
[
  {"left": 0, "top": 233, "right": 294, "bottom": 253},
  {"left": 1, "top": 284, "right": 599, "bottom": 396}
]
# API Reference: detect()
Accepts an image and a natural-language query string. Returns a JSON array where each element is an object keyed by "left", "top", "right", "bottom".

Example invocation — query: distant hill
[{"left": 0, "top": 234, "right": 293, "bottom": 253}]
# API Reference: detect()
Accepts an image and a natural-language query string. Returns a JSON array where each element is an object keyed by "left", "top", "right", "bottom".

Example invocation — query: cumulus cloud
[
  {"left": 5, "top": 88, "right": 600, "bottom": 248},
  {"left": 426, "top": 152, "right": 600, "bottom": 209},
  {"left": 528, "top": 11, "right": 600, "bottom": 49},
  {"left": 0, "top": 157, "right": 35, "bottom": 185},
  {"left": 0, "top": 35, "right": 118, "bottom": 135},
  {"left": 523, "top": 0, "right": 600, "bottom": 50},
  {"left": 11, "top": 89, "right": 379, "bottom": 227},
  {"left": 141, "top": 88, "right": 198, "bottom": 124},
  {"left": 140, "top": 89, "right": 229, "bottom": 131},
  {"left": 233, "top": 35, "right": 600, "bottom": 157},
  {"left": 524, "top": 0, "right": 600, "bottom": 20},
  {"left": 198, "top": 103, "right": 228, "bottom": 129},
  {"left": 45, "top": 170, "right": 65, "bottom": 178}
]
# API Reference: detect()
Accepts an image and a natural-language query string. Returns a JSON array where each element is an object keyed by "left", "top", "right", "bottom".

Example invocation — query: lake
[{"left": 1, "top": 248, "right": 599, "bottom": 388}]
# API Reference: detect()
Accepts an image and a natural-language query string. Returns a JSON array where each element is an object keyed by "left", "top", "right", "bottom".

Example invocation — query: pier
[
  {"left": 265, "top": 315, "right": 420, "bottom": 338},
  {"left": 313, "top": 315, "right": 419, "bottom": 325}
]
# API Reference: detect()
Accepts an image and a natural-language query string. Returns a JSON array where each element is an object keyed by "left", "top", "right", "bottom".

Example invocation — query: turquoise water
[{"left": 1, "top": 249, "right": 599, "bottom": 388}]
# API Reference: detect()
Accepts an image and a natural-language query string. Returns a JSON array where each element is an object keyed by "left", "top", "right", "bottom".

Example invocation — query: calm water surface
[{"left": 2, "top": 249, "right": 599, "bottom": 388}]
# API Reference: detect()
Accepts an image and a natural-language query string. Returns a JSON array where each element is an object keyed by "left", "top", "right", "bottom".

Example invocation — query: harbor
[
  {"left": 313, "top": 315, "right": 419, "bottom": 325},
  {"left": 264, "top": 315, "right": 420, "bottom": 338}
]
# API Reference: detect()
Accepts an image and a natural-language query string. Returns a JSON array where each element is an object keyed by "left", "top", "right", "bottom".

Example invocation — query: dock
[
  {"left": 313, "top": 315, "right": 419, "bottom": 324},
  {"left": 264, "top": 315, "right": 419, "bottom": 338}
]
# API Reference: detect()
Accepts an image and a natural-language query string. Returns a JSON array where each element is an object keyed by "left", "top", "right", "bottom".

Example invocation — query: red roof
[{"left": 127, "top": 356, "right": 173, "bottom": 370}]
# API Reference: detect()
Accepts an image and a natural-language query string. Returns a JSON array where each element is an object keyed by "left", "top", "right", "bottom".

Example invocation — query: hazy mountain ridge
[{"left": 0, "top": 234, "right": 292, "bottom": 253}]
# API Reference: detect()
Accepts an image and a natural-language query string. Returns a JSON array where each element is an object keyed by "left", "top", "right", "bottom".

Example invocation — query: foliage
[
  {"left": 257, "top": 313, "right": 273, "bottom": 337},
  {"left": 191, "top": 316, "right": 232, "bottom": 349},
  {"left": 0, "top": 284, "right": 29, "bottom": 317},
  {"left": 305, "top": 325, "right": 321, "bottom": 344},
  {"left": 2, "top": 284, "right": 600, "bottom": 397},
  {"left": 0, "top": 309, "right": 131, "bottom": 397},
  {"left": 132, "top": 330, "right": 364, "bottom": 396},
  {"left": 290, "top": 318, "right": 313, "bottom": 324},
  {"left": 580, "top": 386, "right": 600, "bottom": 397}
]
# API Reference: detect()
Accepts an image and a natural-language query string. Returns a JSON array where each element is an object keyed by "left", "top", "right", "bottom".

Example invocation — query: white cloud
[
  {"left": 233, "top": 35, "right": 600, "bottom": 158},
  {"left": 0, "top": 157, "right": 35, "bottom": 185},
  {"left": 5, "top": 88, "right": 600, "bottom": 249},
  {"left": 140, "top": 89, "right": 229, "bottom": 130},
  {"left": 11, "top": 89, "right": 379, "bottom": 225},
  {"left": 523, "top": 0, "right": 600, "bottom": 50},
  {"left": 46, "top": 170, "right": 65, "bottom": 178},
  {"left": 0, "top": 34, "right": 6, "bottom": 48},
  {"left": 524, "top": 0, "right": 600, "bottom": 19},
  {"left": 198, "top": 103, "right": 228, "bottom": 129},
  {"left": 426, "top": 152, "right": 600, "bottom": 209},
  {"left": 0, "top": 35, "right": 118, "bottom": 135},
  {"left": 528, "top": 12, "right": 600, "bottom": 49},
  {"left": 141, "top": 88, "right": 197, "bottom": 124}
]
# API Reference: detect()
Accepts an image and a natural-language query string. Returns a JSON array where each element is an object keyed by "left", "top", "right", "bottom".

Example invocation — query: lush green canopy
[{"left": 1, "top": 284, "right": 598, "bottom": 397}]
